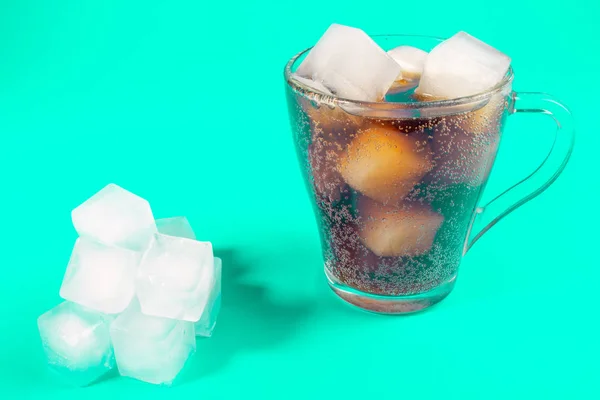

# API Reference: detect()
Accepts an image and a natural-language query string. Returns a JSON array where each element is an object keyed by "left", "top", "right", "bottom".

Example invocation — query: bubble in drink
[
  {"left": 337, "top": 125, "right": 433, "bottom": 204},
  {"left": 72, "top": 184, "right": 156, "bottom": 252},
  {"left": 60, "top": 237, "right": 139, "bottom": 314},
  {"left": 416, "top": 31, "right": 511, "bottom": 99},
  {"left": 296, "top": 24, "right": 401, "bottom": 102},
  {"left": 37, "top": 301, "right": 115, "bottom": 387},
  {"left": 110, "top": 301, "right": 195, "bottom": 385},
  {"left": 156, "top": 217, "right": 196, "bottom": 240},
  {"left": 430, "top": 94, "right": 505, "bottom": 186},
  {"left": 357, "top": 197, "right": 444, "bottom": 257},
  {"left": 309, "top": 133, "right": 349, "bottom": 203},
  {"left": 301, "top": 99, "right": 364, "bottom": 140},
  {"left": 137, "top": 233, "right": 215, "bottom": 322}
]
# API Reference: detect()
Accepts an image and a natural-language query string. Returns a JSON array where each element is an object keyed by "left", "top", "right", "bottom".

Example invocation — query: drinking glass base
[{"left": 326, "top": 269, "right": 457, "bottom": 315}]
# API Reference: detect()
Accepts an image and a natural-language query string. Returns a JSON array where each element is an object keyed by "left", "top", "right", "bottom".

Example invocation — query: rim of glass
[{"left": 284, "top": 34, "right": 514, "bottom": 109}]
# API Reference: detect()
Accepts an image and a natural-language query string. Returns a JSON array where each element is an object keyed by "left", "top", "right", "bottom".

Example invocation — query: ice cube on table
[
  {"left": 59, "top": 238, "right": 139, "bottom": 314},
  {"left": 72, "top": 184, "right": 156, "bottom": 252},
  {"left": 110, "top": 301, "right": 195, "bottom": 385},
  {"left": 387, "top": 46, "right": 428, "bottom": 80},
  {"left": 416, "top": 31, "right": 511, "bottom": 99},
  {"left": 195, "top": 257, "right": 222, "bottom": 337},
  {"left": 137, "top": 233, "right": 215, "bottom": 322},
  {"left": 156, "top": 217, "right": 196, "bottom": 240},
  {"left": 337, "top": 125, "right": 434, "bottom": 204},
  {"left": 37, "top": 301, "right": 115, "bottom": 387},
  {"left": 155, "top": 219, "right": 221, "bottom": 336},
  {"left": 357, "top": 197, "right": 444, "bottom": 257},
  {"left": 296, "top": 24, "right": 401, "bottom": 102}
]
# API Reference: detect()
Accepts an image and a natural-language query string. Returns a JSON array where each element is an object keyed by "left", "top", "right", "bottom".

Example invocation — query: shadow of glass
[
  {"left": 180, "top": 248, "right": 315, "bottom": 383},
  {"left": 87, "top": 367, "right": 120, "bottom": 387}
]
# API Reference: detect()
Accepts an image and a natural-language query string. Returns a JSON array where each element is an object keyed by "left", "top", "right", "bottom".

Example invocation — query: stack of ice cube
[{"left": 37, "top": 184, "right": 222, "bottom": 386}]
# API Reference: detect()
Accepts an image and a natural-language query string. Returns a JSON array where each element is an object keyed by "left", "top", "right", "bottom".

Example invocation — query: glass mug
[{"left": 283, "top": 35, "right": 574, "bottom": 314}]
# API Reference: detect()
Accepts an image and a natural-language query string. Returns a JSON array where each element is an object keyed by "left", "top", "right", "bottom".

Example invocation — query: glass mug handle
[{"left": 464, "top": 92, "right": 575, "bottom": 253}]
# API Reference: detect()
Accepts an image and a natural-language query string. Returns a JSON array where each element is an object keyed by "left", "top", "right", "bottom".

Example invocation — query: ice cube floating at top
[
  {"left": 295, "top": 24, "right": 401, "bottom": 101},
  {"left": 293, "top": 24, "right": 510, "bottom": 102},
  {"left": 416, "top": 31, "right": 511, "bottom": 99},
  {"left": 387, "top": 46, "right": 428, "bottom": 80},
  {"left": 38, "top": 184, "right": 222, "bottom": 387}
]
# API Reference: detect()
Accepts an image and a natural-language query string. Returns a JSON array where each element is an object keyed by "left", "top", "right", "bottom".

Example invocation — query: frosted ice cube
[
  {"left": 358, "top": 197, "right": 444, "bottom": 257},
  {"left": 195, "top": 257, "right": 222, "bottom": 337},
  {"left": 387, "top": 46, "right": 428, "bottom": 80},
  {"left": 296, "top": 24, "right": 401, "bottom": 102},
  {"left": 156, "top": 217, "right": 196, "bottom": 240},
  {"left": 137, "top": 233, "right": 215, "bottom": 322},
  {"left": 60, "top": 238, "right": 139, "bottom": 314},
  {"left": 110, "top": 301, "right": 195, "bottom": 385},
  {"left": 72, "top": 184, "right": 156, "bottom": 252},
  {"left": 416, "top": 31, "right": 511, "bottom": 99},
  {"left": 37, "top": 301, "right": 115, "bottom": 386}
]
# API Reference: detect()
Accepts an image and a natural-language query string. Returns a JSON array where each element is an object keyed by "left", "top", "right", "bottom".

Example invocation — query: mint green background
[{"left": 0, "top": 1, "right": 598, "bottom": 398}]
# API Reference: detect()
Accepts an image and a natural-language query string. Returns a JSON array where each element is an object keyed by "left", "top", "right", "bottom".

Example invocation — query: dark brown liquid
[{"left": 286, "top": 82, "right": 510, "bottom": 296}]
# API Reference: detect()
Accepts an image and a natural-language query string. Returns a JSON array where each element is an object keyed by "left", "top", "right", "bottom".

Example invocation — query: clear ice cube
[
  {"left": 136, "top": 233, "right": 215, "bottom": 322},
  {"left": 295, "top": 24, "right": 401, "bottom": 102},
  {"left": 72, "top": 184, "right": 157, "bottom": 252},
  {"left": 195, "top": 257, "right": 222, "bottom": 337},
  {"left": 387, "top": 46, "right": 428, "bottom": 80},
  {"left": 110, "top": 301, "right": 195, "bottom": 385},
  {"left": 416, "top": 31, "right": 511, "bottom": 99},
  {"left": 37, "top": 301, "right": 115, "bottom": 386},
  {"left": 60, "top": 237, "right": 139, "bottom": 314},
  {"left": 156, "top": 217, "right": 196, "bottom": 240}
]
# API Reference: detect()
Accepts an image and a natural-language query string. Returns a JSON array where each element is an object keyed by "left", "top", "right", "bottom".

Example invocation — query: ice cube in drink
[
  {"left": 357, "top": 197, "right": 444, "bottom": 257},
  {"left": 417, "top": 31, "right": 511, "bottom": 99},
  {"left": 337, "top": 124, "right": 433, "bottom": 205},
  {"left": 296, "top": 24, "right": 401, "bottom": 102}
]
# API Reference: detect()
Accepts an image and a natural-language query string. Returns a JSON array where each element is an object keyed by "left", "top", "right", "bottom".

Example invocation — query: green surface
[{"left": 0, "top": 1, "right": 598, "bottom": 398}]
